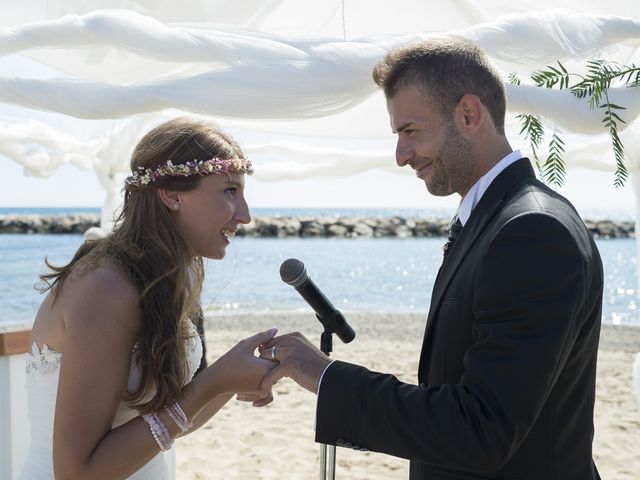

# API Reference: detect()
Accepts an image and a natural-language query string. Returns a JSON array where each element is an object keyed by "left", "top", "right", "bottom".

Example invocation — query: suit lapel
[{"left": 418, "top": 158, "right": 536, "bottom": 380}]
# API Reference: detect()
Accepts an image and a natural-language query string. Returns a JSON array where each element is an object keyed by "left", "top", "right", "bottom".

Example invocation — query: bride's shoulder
[
  {"left": 61, "top": 263, "right": 141, "bottom": 332},
  {"left": 69, "top": 262, "right": 137, "bottom": 300}
]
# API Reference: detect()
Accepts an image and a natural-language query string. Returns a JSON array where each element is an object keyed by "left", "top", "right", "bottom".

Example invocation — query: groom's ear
[{"left": 454, "top": 94, "right": 483, "bottom": 134}]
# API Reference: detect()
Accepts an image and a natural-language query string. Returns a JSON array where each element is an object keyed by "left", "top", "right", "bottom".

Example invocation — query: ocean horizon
[
  {"left": 0, "top": 206, "right": 636, "bottom": 221},
  {"left": 1, "top": 206, "right": 638, "bottom": 331}
]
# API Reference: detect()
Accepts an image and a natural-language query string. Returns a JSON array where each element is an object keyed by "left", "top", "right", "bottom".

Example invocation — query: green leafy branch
[
  {"left": 509, "top": 72, "right": 565, "bottom": 186},
  {"left": 512, "top": 60, "right": 639, "bottom": 188},
  {"left": 543, "top": 128, "right": 566, "bottom": 187}
]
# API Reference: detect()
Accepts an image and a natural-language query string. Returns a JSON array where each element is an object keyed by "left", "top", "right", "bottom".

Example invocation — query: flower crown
[{"left": 125, "top": 157, "right": 254, "bottom": 187}]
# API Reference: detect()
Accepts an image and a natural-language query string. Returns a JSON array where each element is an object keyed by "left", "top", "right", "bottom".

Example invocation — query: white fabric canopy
[
  {"left": 1, "top": 0, "right": 639, "bottom": 233},
  {"left": 1, "top": 9, "right": 639, "bottom": 121}
]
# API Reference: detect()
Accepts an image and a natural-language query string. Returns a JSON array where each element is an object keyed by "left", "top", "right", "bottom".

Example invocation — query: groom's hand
[
  {"left": 236, "top": 391, "right": 274, "bottom": 407},
  {"left": 258, "top": 332, "right": 331, "bottom": 395}
]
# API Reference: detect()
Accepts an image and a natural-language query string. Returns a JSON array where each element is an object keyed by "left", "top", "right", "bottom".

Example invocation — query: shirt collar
[{"left": 457, "top": 150, "right": 522, "bottom": 226}]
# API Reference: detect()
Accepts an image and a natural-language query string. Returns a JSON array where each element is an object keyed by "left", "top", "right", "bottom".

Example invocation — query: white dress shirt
[{"left": 457, "top": 150, "right": 522, "bottom": 226}]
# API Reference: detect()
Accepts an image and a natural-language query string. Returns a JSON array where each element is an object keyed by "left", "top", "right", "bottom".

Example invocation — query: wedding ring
[{"left": 270, "top": 346, "right": 278, "bottom": 361}]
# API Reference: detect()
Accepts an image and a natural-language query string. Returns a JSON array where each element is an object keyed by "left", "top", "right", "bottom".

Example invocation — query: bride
[{"left": 19, "top": 117, "right": 277, "bottom": 479}]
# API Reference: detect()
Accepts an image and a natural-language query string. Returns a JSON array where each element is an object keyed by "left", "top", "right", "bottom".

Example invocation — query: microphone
[{"left": 280, "top": 258, "right": 355, "bottom": 343}]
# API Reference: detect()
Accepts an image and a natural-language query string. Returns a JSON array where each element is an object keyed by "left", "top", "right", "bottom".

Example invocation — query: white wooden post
[{"left": 0, "top": 330, "right": 31, "bottom": 480}]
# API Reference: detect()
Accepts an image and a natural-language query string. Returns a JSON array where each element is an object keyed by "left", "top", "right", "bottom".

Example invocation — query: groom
[{"left": 261, "top": 37, "right": 603, "bottom": 479}]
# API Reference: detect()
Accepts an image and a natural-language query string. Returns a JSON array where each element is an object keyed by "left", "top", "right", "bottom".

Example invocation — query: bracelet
[
  {"left": 152, "top": 412, "right": 172, "bottom": 449},
  {"left": 164, "top": 401, "right": 192, "bottom": 434},
  {"left": 142, "top": 412, "right": 174, "bottom": 451}
]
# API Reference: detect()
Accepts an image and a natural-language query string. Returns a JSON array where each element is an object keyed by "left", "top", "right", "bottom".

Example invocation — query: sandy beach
[{"left": 174, "top": 312, "right": 640, "bottom": 479}]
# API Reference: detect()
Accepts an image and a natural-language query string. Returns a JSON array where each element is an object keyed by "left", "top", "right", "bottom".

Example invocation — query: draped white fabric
[{"left": 1, "top": 1, "right": 639, "bottom": 226}]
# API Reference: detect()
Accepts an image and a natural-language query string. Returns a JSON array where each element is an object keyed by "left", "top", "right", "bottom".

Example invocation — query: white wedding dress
[{"left": 18, "top": 323, "right": 203, "bottom": 479}]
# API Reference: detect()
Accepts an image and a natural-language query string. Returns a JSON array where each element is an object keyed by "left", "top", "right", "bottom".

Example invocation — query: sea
[{"left": 1, "top": 207, "right": 638, "bottom": 330}]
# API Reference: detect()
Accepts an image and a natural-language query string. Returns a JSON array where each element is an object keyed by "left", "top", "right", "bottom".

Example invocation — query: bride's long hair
[{"left": 39, "top": 117, "right": 245, "bottom": 413}]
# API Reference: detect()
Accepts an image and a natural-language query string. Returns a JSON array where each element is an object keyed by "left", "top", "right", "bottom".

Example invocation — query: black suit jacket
[{"left": 316, "top": 159, "right": 603, "bottom": 480}]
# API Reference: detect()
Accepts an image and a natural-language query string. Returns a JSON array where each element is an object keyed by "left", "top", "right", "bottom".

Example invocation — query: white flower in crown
[{"left": 124, "top": 157, "right": 253, "bottom": 187}]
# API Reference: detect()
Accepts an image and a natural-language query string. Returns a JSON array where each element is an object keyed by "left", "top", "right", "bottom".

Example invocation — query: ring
[{"left": 269, "top": 346, "right": 278, "bottom": 361}]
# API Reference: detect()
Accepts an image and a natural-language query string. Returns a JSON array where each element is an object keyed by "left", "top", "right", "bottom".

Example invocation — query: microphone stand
[
  {"left": 319, "top": 323, "right": 336, "bottom": 480},
  {"left": 314, "top": 308, "right": 355, "bottom": 480}
]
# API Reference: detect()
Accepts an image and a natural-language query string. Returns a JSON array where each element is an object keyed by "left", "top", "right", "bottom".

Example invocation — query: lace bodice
[
  {"left": 25, "top": 343, "right": 61, "bottom": 376},
  {"left": 19, "top": 323, "right": 203, "bottom": 480}
]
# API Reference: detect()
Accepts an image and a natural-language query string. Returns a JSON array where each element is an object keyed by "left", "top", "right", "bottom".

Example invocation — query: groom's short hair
[{"left": 372, "top": 37, "right": 506, "bottom": 134}]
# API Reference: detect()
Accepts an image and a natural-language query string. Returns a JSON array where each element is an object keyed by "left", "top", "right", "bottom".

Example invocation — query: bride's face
[{"left": 173, "top": 172, "right": 251, "bottom": 259}]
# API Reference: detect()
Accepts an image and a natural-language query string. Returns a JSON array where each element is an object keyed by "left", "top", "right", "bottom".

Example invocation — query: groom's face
[{"left": 387, "top": 84, "right": 474, "bottom": 197}]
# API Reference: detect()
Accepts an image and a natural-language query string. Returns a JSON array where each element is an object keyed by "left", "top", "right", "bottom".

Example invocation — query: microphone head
[{"left": 280, "top": 258, "right": 308, "bottom": 287}]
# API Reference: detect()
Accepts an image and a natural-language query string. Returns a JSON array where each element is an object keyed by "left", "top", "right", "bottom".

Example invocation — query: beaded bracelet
[
  {"left": 152, "top": 412, "right": 172, "bottom": 449},
  {"left": 164, "top": 401, "right": 192, "bottom": 434},
  {"left": 142, "top": 412, "right": 174, "bottom": 451}
]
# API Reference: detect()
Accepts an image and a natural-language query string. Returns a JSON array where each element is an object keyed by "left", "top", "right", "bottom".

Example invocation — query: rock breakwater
[{"left": 0, "top": 214, "right": 635, "bottom": 238}]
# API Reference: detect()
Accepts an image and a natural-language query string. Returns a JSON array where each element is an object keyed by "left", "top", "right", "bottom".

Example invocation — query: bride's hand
[{"left": 205, "top": 328, "right": 279, "bottom": 395}]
